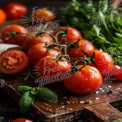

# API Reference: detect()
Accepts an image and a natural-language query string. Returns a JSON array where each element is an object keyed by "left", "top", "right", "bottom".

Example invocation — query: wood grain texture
[{"left": 0, "top": 74, "right": 122, "bottom": 121}]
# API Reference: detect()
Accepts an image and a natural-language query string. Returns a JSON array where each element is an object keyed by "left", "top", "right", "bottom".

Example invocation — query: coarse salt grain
[{"left": 80, "top": 101, "right": 85, "bottom": 104}]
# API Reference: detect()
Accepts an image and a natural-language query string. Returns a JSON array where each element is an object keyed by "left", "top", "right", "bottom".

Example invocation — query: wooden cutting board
[
  {"left": 0, "top": 74, "right": 122, "bottom": 122},
  {"left": 0, "top": 19, "right": 122, "bottom": 122}
]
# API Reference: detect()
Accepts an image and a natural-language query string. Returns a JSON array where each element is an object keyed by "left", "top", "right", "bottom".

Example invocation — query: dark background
[{"left": 0, "top": 0, "right": 85, "bottom": 8}]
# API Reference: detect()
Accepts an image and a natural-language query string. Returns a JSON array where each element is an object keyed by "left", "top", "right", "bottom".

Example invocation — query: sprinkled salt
[
  {"left": 67, "top": 108, "right": 73, "bottom": 111},
  {"left": 96, "top": 91, "right": 99, "bottom": 94},
  {"left": 80, "top": 101, "right": 85, "bottom": 104},
  {"left": 84, "top": 100, "right": 92, "bottom": 104},
  {"left": 108, "top": 85, "right": 112, "bottom": 88},
  {"left": 117, "top": 87, "right": 120, "bottom": 90},
  {"left": 61, "top": 106, "right": 65, "bottom": 108},
  {"left": 101, "top": 90, "right": 105, "bottom": 92},
  {"left": 66, "top": 101, "right": 70, "bottom": 104},
  {"left": 95, "top": 97, "right": 100, "bottom": 100},
  {"left": 63, "top": 96, "right": 67, "bottom": 99},
  {"left": 99, "top": 88, "right": 103, "bottom": 90}
]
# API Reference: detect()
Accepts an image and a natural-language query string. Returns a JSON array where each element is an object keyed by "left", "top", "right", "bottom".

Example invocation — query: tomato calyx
[
  {"left": 4, "top": 29, "right": 24, "bottom": 41},
  {"left": 67, "top": 39, "right": 80, "bottom": 48}
]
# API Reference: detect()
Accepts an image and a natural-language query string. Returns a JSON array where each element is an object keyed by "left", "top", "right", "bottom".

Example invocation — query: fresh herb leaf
[
  {"left": 19, "top": 91, "right": 35, "bottom": 113},
  {"left": 17, "top": 86, "right": 32, "bottom": 94},
  {"left": 36, "top": 87, "right": 58, "bottom": 103}
]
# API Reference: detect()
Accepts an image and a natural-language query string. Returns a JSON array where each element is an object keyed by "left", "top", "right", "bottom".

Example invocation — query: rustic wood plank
[
  {"left": 0, "top": 74, "right": 122, "bottom": 121},
  {"left": 82, "top": 103, "right": 122, "bottom": 122}
]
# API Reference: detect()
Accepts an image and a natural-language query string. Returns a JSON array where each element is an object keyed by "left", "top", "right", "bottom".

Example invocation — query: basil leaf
[
  {"left": 31, "top": 87, "right": 39, "bottom": 95},
  {"left": 17, "top": 86, "right": 33, "bottom": 94},
  {"left": 36, "top": 87, "right": 58, "bottom": 103},
  {"left": 19, "top": 91, "right": 35, "bottom": 113}
]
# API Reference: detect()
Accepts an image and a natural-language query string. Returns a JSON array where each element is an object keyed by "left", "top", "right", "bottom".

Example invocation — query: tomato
[
  {"left": 0, "top": 50, "right": 29, "bottom": 74},
  {"left": 28, "top": 43, "right": 62, "bottom": 65},
  {"left": 64, "top": 65, "right": 102, "bottom": 94},
  {"left": 112, "top": 65, "right": 122, "bottom": 81},
  {"left": 1, "top": 24, "right": 28, "bottom": 46},
  {"left": 54, "top": 27, "right": 82, "bottom": 44},
  {"left": 23, "top": 33, "right": 54, "bottom": 52},
  {"left": 4, "top": 2, "right": 27, "bottom": 19},
  {"left": 32, "top": 8, "right": 55, "bottom": 23},
  {"left": 68, "top": 39, "right": 95, "bottom": 58},
  {"left": 35, "top": 56, "right": 71, "bottom": 84},
  {"left": 0, "top": 9, "right": 6, "bottom": 25},
  {"left": 12, "top": 118, "right": 33, "bottom": 122},
  {"left": 88, "top": 50, "right": 114, "bottom": 76}
]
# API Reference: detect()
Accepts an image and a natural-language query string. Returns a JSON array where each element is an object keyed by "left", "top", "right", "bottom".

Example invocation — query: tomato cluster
[
  {"left": 0, "top": 22, "right": 122, "bottom": 95},
  {"left": 1, "top": 4, "right": 121, "bottom": 122}
]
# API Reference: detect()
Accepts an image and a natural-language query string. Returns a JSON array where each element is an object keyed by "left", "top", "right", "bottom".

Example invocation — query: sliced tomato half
[{"left": 0, "top": 50, "right": 29, "bottom": 74}]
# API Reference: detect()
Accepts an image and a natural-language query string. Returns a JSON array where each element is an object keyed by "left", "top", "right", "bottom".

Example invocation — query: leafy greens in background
[{"left": 57, "top": 0, "right": 122, "bottom": 66}]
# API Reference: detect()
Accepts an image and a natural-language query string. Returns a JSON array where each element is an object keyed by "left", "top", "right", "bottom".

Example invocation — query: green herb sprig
[
  {"left": 17, "top": 85, "right": 58, "bottom": 113},
  {"left": 57, "top": 0, "right": 122, "bottom": 66}
]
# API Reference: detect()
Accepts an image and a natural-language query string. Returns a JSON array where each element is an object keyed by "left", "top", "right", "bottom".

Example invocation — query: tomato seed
[{"left": 2, "top": 62, "right": 7, "bottom": 67}]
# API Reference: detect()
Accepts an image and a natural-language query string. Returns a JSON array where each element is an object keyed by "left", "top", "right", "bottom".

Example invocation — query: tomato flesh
[{"left": 0, "top": 50, "right": 28, "bottom": 74}]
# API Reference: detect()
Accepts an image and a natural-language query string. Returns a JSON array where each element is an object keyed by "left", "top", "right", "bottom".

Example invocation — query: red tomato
[
  {"left": 23, "top": 33, "right": 54, "bottom": 52},
  {"left": 112, "top": 65, "right": 122, "bottom": 81},
  {"left": 12, "top": 118, "right": 33, "bottom": 122},
  {"left": 32, "top": 8, "right": 55, "bottom": 23},
  {"left": 1, "top": 24, "right": 28, "bottom": 46},
  {"left": 88, "top": 50, "right": 114, "bottom": 76},
  {"left": 54, "top": 27, "right": 82, "bottom": 44},
  {"left": 0, "top": 9, "right": 6, "bottom": 25},
  {"left": 0, "top": 50, "right": 29, "bottom": 74},
  {"left": 36, "top": 56, "right": 71, "bottom": 84},
  {"left": 64, "top": 65, "right": 102, "bottom": 94},
  {"left": 68, "top": 39, "right": 95, "bottom": 58},
  {"left": 28, "top": 43, "right": 62, "bottom": 65},
  {"left": 4, "top": 2, "right": 27, "bottom": 19}
]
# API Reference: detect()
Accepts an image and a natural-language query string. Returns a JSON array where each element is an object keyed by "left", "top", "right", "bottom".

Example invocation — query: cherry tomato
[
  {"left": 0, "top": 9, "right": 6, "bottom": 25},
  {"left": 112, "top": 65, "right": 122, "bottom": 81},
  {"left": 4, "top": 2, "right": 27, "bottom": 19},
  {"left": 54, "top": 27, "right": 82, "bottom": 44},
  {"left": 0, "top": 50, "right": 29, "bottom": 74},
  {"left": 1, "top": 24, "right": 28, "bottom": 46},
  {"left": 12, "top": 118, "right": 33, "bottom": 122},
  {"left": 23, "top": 33, "right": 54, "bottom": 52},
  {"left": 68, "top": 39, "right": 95, "bottom": 58},
  {"left": 88, "top": 50, "right": 114, "bottom": 76},
  {"left": 64, "top": 65, "right": 102, "bottom": 94},
  {"left": 32, "top": 8, "right": 55, "bottom": 23},
  {"left": 36, "top": 56, "right": 71, "bottom": 84},
  {"left": 28, "top": 43, "right": 62, "bottom": 65}
]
